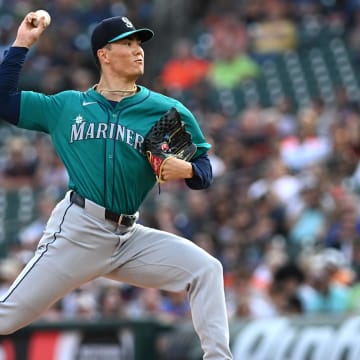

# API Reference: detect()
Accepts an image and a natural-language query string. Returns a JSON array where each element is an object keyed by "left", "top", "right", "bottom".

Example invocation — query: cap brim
[{"left": 109, "top": 28, "right": 154, "bottom": 43}]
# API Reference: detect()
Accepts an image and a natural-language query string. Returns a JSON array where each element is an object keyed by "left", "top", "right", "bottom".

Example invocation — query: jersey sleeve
[
  {"left": 0, "top": 47, "right": 27, "bottom": 125},
  {"left": 186, "top": 153, "right": 213, "bottom": 189},
  {"left": 18, "top": 91, "right": 67, "bottom": 133}
]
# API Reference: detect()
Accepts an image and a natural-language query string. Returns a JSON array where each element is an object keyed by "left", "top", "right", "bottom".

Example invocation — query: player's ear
[{"left": 97, "top": 46, "right": 110, "bottom": 64}]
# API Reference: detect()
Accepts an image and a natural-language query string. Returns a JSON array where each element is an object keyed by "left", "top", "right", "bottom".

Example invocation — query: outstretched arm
[{"left": 0, "top": 12, "right": 49, "bottom": 124}]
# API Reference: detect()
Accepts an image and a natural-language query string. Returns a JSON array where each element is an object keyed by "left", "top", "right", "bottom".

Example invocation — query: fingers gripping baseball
[
  {"left": 32, "top": 10, "right": 51, "bottom": 28},
  {"left": 13, "top": 10, "right": 51, "bottom": 48}
]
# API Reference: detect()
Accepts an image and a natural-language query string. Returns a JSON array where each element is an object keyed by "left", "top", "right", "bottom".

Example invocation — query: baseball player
[{"left": 0, "top": 12, "right": 233, "bottom": 360}]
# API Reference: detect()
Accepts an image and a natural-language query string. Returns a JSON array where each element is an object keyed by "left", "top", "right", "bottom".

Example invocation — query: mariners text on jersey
[{"left": 70, "top": 120, "right": 145, "bottom": 152}]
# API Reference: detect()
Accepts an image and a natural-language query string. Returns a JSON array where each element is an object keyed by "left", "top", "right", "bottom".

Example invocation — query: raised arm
[
  {"left": 13, "top": 11, "right": 50, "bottom": 48},
  {"left": 0, "top": 12, "right": 49, "bottom": 124}
]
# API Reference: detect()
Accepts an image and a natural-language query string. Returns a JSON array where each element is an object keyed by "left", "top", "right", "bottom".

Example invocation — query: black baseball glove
[{"left": 144, "top": 107, "right": 197, "bottom": 183}]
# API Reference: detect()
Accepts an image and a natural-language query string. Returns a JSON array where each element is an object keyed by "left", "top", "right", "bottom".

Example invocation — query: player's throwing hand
[{"left": 13, "top": 11, "right": 50, "bottom": 49}]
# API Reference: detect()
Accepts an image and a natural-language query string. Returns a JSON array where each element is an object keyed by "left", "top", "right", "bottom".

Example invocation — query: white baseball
[{"left": 33, "top": 10, "right": 51, "bottom": 27}]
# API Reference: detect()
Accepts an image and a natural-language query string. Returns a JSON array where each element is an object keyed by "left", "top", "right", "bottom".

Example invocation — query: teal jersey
[{"left": 18, "top": 86, "right": 211, "bottom": 214}]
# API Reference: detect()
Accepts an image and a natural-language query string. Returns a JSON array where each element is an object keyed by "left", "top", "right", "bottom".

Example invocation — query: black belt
[{"left": 70, "top": 191, "right": 136, "bottom": 227}]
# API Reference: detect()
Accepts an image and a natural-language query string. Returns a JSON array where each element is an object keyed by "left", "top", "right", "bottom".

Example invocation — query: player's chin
[
  {"left": 134, "top": 69, "right": 144, "bottom": 78},
  {"left": 134, "top": 62, "right": 144, "bottom": 72}
]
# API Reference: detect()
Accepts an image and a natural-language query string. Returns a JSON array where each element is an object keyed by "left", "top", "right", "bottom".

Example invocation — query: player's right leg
[{"left": 0, "top": 192, "right": 118, "bottom": 334}]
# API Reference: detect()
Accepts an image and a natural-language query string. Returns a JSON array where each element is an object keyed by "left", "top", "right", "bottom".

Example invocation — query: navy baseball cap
[{"left": 91, "top": 16, "right": 154, "bottom": 59}]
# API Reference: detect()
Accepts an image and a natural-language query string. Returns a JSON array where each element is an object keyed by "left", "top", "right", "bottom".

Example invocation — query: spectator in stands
[
  {"left": 205, "top": 136, "right": 226, "bottom": 178},
  {"left": 280, "top": 107, "right": 332, "bottom": 172},
  {"left": 73, "top": 290, "right": 98, "bottom": 319},
  {"left": 247, "top": 191, "right": 288, "bottom": 255},
  {"left": 61, "top": 282, "right": 99, "bottom": 320},
  {"left": 159, "top": 38, "right": 211, "bottom": 93},
  {"left": 249, "top": 0, "right": 298, "bottom": 61},
  {"left": 98, "top": 283, "right": 126, "bottom": 319},
  {"left": 266, "top": 96, "right": 298, "bottom": 138},
  {"left": 235, "top": 106, "right": 274, "bottom": 168},
  {"left": 228, "top": 261, "right": 303, "bottom": 319},
  {"left": 175, "top": 191, "right": 211, "bottom": 239},
  {"left": 324, "top": 194, "right": 360, "bottom": 273},
  {"left": 15, "top": 190, "right": 58, "bottom": 263},
  {"left": 208, "top": 47, "right": 260, "bottom": 89},
  {"left": 248, "top": 155, "right": 302, "bottom": 208},
  {"left": 311, "top": 97, "right": 337, "bottom": 138},
  {"left": 0, "top": 136, "right": 38, "bottom": 189},
  {"left": 286, "top": 175, "right": 329, "bottom": 256},
  {"left": 299, "top": 251, "right": 351, "bottom": 314},
  {"left": 35, "top": 137, "right": 69, "bottom": 196},
  {"left": 159, "top": 291, "right": 191, "bottom": 322},
  {"left": 250, "top": 238, "right": 289, "bottom": 293},
  {"left": 211, "top": 131, "right": 245, "bottom": 171},
  {"left": 152, "top": 194, "right": 184, "bottom": 236},
  {"left": 318, "top": 248, "right": 355, "bottom": 286},
  {"left": 206, "top": 14, "right": 260, "bottom": 88},
  {"left": 272, "top": 262, "right": 306, "bottom": 313},
  {"left": 126, "top": 288, "right": 162, "bottom": 319},
  {"left": 241, "top": 281, "right": 291, "bottom": 318},
  {"left": 225, "top": 265, "right": 252, "bottom": 319}
]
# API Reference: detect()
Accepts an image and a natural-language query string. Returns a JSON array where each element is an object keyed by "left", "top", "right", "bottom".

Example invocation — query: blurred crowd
[{"left": 0, "top": 0, "right": 360, "bottom": 326}]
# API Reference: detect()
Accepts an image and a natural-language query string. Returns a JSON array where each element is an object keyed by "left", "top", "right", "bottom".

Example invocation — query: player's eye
[{"left": 125, "top": 38, "right": 142, "bottom": 46}]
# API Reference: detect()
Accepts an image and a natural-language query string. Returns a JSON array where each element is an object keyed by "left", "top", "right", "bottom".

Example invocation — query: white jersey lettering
[
  {"left": 85, "top": 123, "right": 95, "bottom": 139},
  {"left": 115, "top": 124, "right": 126, "bottom": 141},
  {"left": 134, "top": 133, "right": 144, "bottom": 152},
  {"left": 97, "top": 123, "right": 108, "bottom": 139},
  {"left": 70, "top": 122, "right": 86, "bottom": 143},
  {"left": 109, "top": 123, "right": 115, "bottom": 139},
  {"left": 70, "top": 122, "right": 144, "bottom": 152},
  {"left": 126, "top": 129, "right": 135, "bottom": 146}
]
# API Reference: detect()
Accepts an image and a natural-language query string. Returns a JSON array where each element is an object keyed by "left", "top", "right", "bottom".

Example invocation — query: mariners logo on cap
[{"left": 122, "top": 17, "right": 134, "bottom": 29}]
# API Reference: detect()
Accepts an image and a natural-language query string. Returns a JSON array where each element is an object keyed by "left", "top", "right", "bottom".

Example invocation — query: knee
[
  {"left": 188, "top": 255, "right": 225, "bottom": 293},
  {"left": 209, "top": 256, "right": 223, "bottom": 273},
  {"left": 201, "top": 255, "right": 224, "bottom": 280}
]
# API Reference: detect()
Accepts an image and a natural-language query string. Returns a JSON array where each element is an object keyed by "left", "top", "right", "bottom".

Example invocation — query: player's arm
[
  {"left": 0, "top": 12, "right": 48, "bottom": 125},
  {"left": 0, "top": 47, "right": 25, "bottom": 125},
  {"left": 187, "top": 153, "right": 213, "bottom": 189},
  {"left": 161, "top": 153, "right": 213, "bottom": 189}
]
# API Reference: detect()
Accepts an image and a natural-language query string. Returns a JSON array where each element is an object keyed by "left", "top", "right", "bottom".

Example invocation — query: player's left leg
[{"left": 104, "top": 224, "right": 233, "bottom": 360}]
